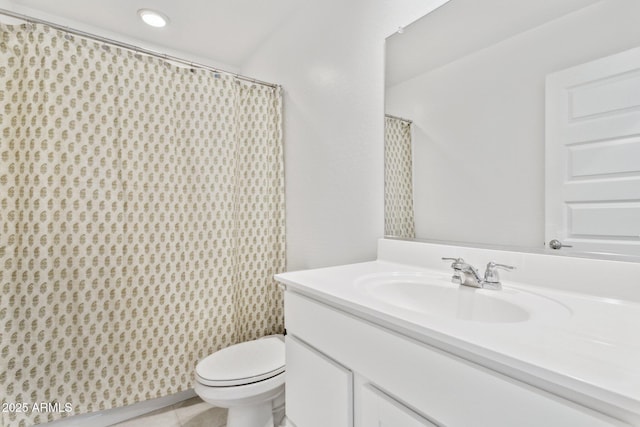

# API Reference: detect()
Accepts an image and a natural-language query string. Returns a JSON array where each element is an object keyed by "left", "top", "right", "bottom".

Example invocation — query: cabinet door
[
  {"left": 286, "top": 335, "right": 353, "bottom": 427},
  {"left": 361, "top": 384, "right": 438, "bottom": 427}
]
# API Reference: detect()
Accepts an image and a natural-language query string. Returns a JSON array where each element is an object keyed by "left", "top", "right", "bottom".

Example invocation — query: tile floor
[{"left": 113, "top": 397, "right": 227, "bottom": 427}]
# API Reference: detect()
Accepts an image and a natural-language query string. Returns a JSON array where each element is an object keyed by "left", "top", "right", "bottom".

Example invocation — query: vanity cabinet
[{"left": 284, "top": 291, "right": 628, "bottom": 427}]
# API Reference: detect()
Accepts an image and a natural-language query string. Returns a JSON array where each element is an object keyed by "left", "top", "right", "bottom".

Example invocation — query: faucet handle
[
  {"left": 442, "top": 257, "right": 465, "bottom": 285},
  {"left": 483, "top": 262, "right": 515, "bottom": 284},
  {"left": 442, "top": 257, "right": 466, "bottom": 270}
]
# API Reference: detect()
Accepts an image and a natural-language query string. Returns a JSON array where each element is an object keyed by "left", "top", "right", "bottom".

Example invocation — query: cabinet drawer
[{"left": 285, "top": 291, "right": 627, "bottom": 427}]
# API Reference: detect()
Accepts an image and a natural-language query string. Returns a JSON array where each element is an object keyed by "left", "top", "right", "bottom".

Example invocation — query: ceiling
[
  {"left": 386, "top": 0, "right": 603, "bottom": 87},
  {"left": 3, "top": 0, "right": 307, "bottom": 70}
]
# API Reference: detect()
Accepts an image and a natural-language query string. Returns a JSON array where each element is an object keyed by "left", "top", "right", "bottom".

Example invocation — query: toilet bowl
[{"left": 194, "top": 335, "right": 285, "bottom": 427}]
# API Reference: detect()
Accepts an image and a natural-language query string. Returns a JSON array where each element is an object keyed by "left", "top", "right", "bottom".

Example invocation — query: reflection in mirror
[
  {"left": 384, "top": 0, "right": 640, "bottom": 257},
  {"left": 384, "top": 115, "right": 415, "bottom": 239}
]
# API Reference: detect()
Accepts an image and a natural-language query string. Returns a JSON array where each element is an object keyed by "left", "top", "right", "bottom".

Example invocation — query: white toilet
[{"left": 194, "top": 335, "right": 286, "bottom": 427}]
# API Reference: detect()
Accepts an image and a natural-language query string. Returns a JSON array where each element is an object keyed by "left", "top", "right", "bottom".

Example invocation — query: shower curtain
[
  {"left": 0, "top": 23, "right": 285, "bottom": 427},
  {"left": 384, "top": 115, "right": 415, "bottom": 239}
]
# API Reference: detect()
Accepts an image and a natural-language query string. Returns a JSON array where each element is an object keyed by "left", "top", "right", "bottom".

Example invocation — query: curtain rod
[
  {"left": 0, "top": 8, "right": 280, "bottom": 90},
  {"left": 385, "top": 114, "right": 412, "bottom": 124}
]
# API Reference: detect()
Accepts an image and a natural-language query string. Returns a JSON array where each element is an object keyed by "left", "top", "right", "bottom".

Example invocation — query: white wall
[
  {"left": 385, "top": 0, "right": 640, "bottom": 249},
  {"left": 242, "top": 0, "right": 447, "bottom": 271}
]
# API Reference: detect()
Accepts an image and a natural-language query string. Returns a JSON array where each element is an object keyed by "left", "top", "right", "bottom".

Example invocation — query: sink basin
[{"left": 355, "top": 272, "right": 570, "bottom": 323}]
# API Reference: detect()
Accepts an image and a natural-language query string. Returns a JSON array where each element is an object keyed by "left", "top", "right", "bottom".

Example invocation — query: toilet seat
[
  {"left": 196, "top": 336, "right": 285, "bottom": 387},
  {"left": 194, "top": 370, "right": 285, "bottom": 404}
]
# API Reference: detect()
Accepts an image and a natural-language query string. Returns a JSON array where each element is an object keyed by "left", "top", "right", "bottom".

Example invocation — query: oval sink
[{"left": 355, "top": 272, "right": 570, "bottom": 323}]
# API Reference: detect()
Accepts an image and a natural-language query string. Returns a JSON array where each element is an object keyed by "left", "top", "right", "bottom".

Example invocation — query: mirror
[{"left": 384, "top": 0, "right": 640, "bottom": 258}]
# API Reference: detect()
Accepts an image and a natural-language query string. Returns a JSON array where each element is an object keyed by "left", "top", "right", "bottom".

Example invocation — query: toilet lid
[{"left": 196, "top": 336, "right": 285, "bottom": 387}]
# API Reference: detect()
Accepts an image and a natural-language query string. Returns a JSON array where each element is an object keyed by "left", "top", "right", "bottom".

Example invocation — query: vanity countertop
[{"left": 275, "top": 259, "right": 640, "bottom": 423}]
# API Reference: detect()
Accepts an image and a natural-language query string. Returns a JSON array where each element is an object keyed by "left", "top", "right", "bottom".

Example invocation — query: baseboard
[{"left": 42, "top": 389, "right": 197, "bottom": 427}]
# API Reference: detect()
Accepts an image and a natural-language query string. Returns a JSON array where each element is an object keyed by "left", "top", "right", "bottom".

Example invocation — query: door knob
[{"left": 549, "top": 239, "right": 572, "bottom": 250}]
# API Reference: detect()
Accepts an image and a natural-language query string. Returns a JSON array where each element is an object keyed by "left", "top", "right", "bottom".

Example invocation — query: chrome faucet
[{"left": 441, "top": 258, "right": 515, "bottom": 290}]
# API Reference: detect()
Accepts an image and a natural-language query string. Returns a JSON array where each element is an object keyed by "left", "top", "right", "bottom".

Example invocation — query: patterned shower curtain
[
  {"left": 384, "top": 115, "right": 415, "bottom": 239},
  {"left": 0, "top": 23, "right": 285, "bottom": 427}
]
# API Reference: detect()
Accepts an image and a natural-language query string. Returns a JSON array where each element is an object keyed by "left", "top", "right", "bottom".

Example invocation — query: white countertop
[{"left": 276, "top": 259, "right": 640, "bottom": 423}]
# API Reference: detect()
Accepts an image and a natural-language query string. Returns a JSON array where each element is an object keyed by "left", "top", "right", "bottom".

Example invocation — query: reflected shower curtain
[
  {"left": 384, "top": 115, "right": 415, "bottom": 238},
  {"left": 0, "top": 23, "right": 285, "bottom": 426}
]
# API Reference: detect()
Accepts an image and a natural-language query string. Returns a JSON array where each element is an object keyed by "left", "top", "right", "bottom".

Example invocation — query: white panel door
[{"left": 546, "top": 46, "right": 640, "bottom": 255}]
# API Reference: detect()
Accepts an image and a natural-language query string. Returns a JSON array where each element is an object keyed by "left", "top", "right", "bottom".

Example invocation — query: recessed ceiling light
[{"left": 138, "top": 9, "right": 169, "bottom": 28}]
